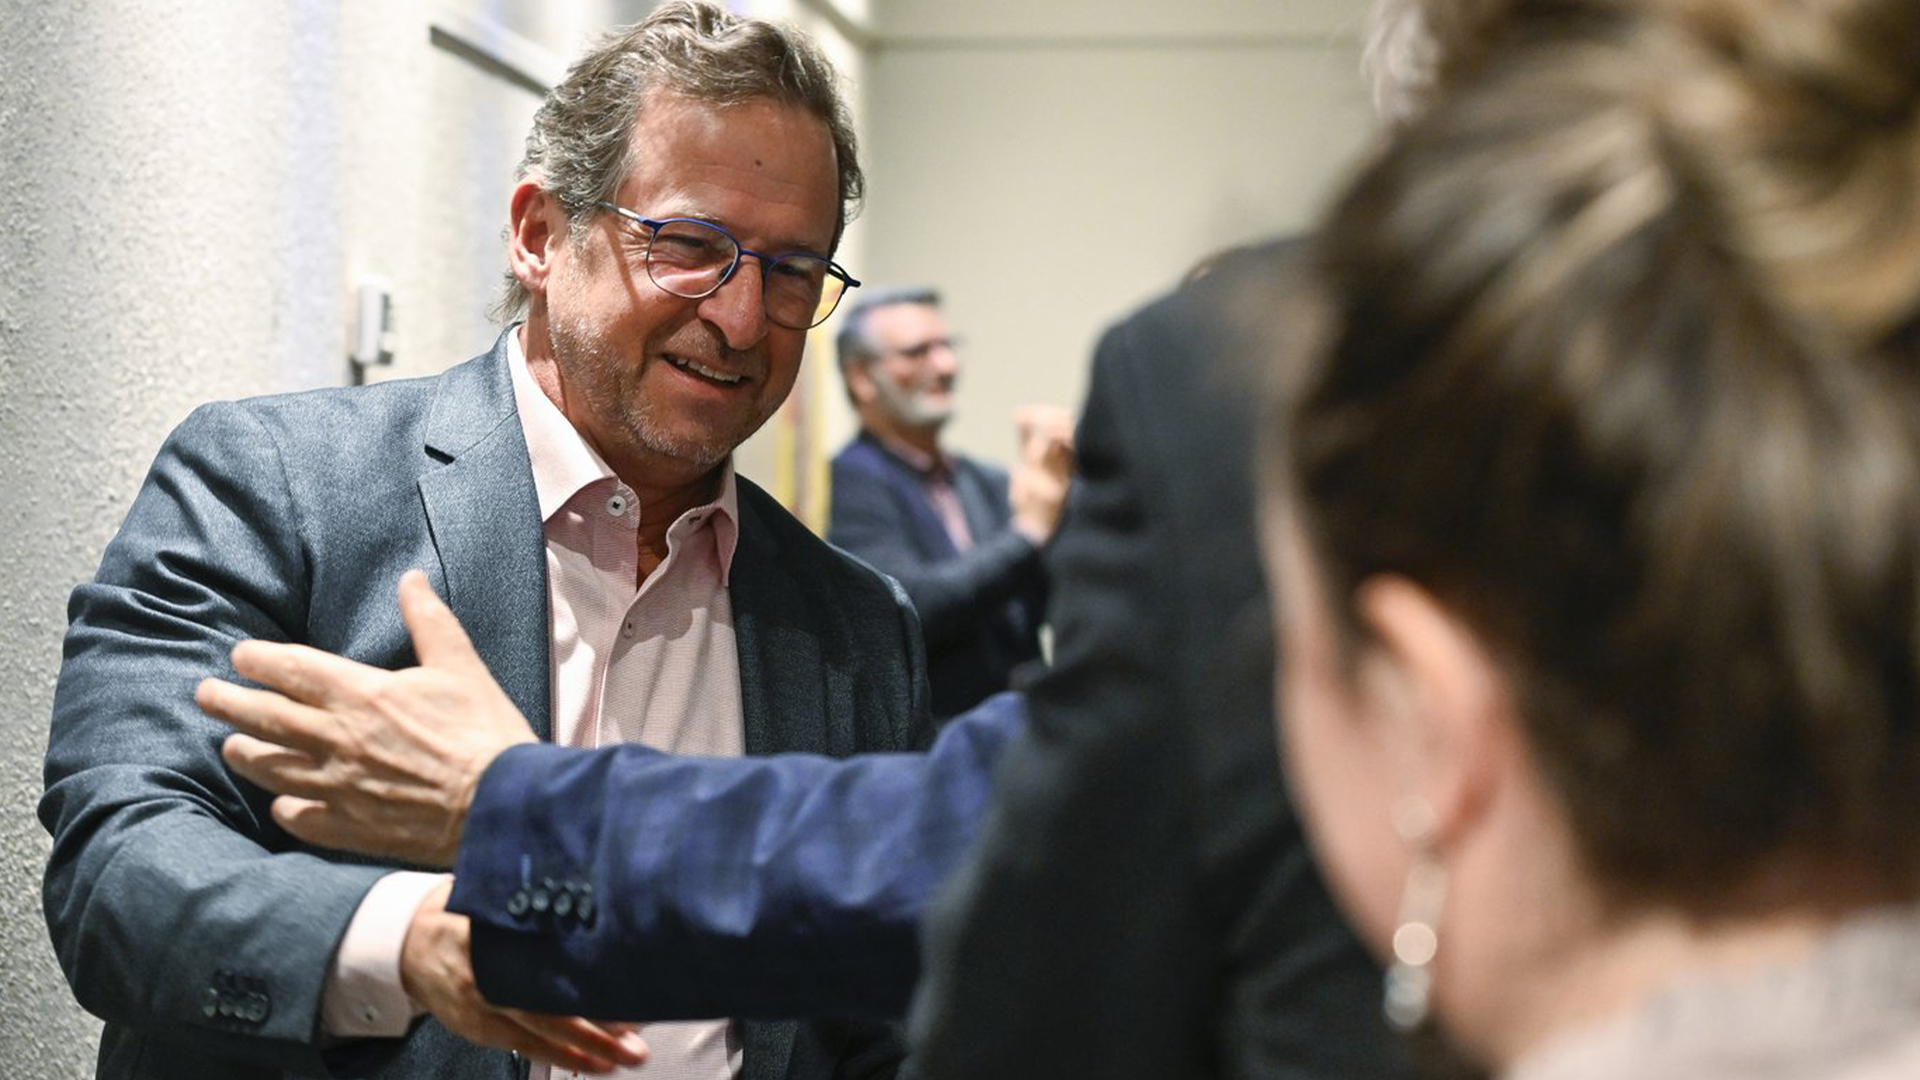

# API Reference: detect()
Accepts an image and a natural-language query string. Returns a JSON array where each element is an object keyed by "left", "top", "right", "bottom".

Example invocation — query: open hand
[
  {"left": 1010, "top": 404, "right": 1077, "bottom": 543},
  {"left": 198, "top": 570, "right": 536, "bottom": 866}
]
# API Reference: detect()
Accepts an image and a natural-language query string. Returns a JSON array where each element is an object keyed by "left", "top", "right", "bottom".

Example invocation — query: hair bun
[{"left": 1647, "top": 0, "right": 1920, "bottom": 349}]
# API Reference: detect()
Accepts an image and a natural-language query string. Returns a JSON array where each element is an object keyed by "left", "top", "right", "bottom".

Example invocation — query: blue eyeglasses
[{"left": 595, "top": 201, "right": 861, "bottom": 330}]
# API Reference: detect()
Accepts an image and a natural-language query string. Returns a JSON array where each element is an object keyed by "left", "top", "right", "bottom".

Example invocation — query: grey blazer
[{"left": 41, "top": 334, "right": 932, "bottom": 1080}]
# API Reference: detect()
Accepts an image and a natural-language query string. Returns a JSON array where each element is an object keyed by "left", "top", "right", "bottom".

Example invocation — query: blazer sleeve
[
  {"left": 827, "top": 462, "right": 1044, "bottom": 649},
  {"left": 447, "top": 692, "right": 1026, "bottom": 1021},
  {"left": 40, "top": 403, "right": 388, "bottom": 1075}
]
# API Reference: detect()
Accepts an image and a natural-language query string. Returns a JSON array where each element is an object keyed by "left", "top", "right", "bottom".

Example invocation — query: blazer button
[
  {"left": 530, "top": 889, "right": 551, "bottom": 914},
  {"left": 576, "top": 895, "right": 596, "bottom": 927},
  {"left": 508, "top": 890, "right": 530, "bottom": 918},
  {"left": 553, "top": 891, "right": 574, "bottom": 919}
]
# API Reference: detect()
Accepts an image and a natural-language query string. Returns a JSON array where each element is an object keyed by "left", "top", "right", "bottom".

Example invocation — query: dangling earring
[{"left": 1383, "top": 797, "right": 1447, "bottom": 1033}]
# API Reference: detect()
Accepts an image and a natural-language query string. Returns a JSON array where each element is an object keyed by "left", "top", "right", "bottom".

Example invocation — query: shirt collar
[
  {"left": 868, "top": 429, "right": 952, "bottom": 481},
  {"left": 508, "top": 326, "right": 741, "bottom": 581}
]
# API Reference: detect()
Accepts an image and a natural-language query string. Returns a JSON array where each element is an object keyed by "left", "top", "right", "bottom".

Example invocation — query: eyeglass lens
[{"left": 646, "top": 219, "right": 847, "bottom": 329}]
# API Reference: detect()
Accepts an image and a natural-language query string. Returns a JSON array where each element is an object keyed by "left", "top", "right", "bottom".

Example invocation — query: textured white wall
[
  {"left": 0, "top": 1, "right": 644, "bottom": 1074},
  {"left": 855, "top": 0, "right": 1377, "bottom": 465}
]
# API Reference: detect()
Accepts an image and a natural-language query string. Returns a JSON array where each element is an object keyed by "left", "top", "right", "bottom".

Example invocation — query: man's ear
[
  {"left": 508, "top": 182, "right": 565, "bottom": 298},
  {"left": 843, "top": 361, "right": 878, "bottom": 407},
  {"left": 1355, "top": 575, "right": 1512, "bottom": 849}
]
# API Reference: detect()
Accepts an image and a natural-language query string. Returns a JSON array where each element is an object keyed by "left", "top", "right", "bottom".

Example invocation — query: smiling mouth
[{"left": 666, "top": 354, "right": 747, "bottom": 386}]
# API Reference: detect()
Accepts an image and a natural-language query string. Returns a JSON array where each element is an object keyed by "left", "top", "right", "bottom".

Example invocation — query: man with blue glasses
[{"left": 41, "top": 5, "right": 928, "bottom": 1080}]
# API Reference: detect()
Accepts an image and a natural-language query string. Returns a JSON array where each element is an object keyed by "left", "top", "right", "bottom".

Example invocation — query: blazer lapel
[
  {"left": 722, "top": 483, "right": 811, "bottom": 1076},
  {"left": 728, "top": 483, "right": 828, "bottom": 757},
  {"left": 857, "top": 435, "right": 960, "bottom": 559},
  {"left": 739, "top": 1021, "right": 798, "bottom": 1080},
  {"left": 416, "top": 334, "right": 553, "bottom": 741}
]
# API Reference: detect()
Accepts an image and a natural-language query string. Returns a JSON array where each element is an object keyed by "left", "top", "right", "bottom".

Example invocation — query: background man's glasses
[
  {"left": 889, "top": 336, "right": 962, "bottom": 361},
  {"left": 596, "top": 201, "right": 860, "bottom": 330}
]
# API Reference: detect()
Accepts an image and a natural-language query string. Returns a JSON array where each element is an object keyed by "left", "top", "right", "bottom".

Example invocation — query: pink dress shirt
[{"left": 322, "top": 330, "right": 746, "bottom": 1080}]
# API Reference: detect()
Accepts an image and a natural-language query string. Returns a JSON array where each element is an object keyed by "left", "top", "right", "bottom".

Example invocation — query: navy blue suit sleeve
[
  {"left": 827, "top": 460, "right": 1043, "bottom": 649},
  {"left": 447, "top": 692, "right": 1026, "bottom": 1020}
]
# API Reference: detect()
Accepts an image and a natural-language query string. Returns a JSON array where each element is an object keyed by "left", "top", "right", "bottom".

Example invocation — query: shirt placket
[
  {"left": 585, "top": 482, "right": 641, "bottom": 751},
  {"left": 608, "top": 506, "right": 714, "bottom": 749}
]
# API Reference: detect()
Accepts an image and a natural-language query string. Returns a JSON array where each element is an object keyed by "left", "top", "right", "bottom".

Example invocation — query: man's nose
[
  {"left": 929, "top": 340, "right": 959, "bottom": 378},
  {"left": 695, "top": 259, "right": 770, "bottom": 350}
]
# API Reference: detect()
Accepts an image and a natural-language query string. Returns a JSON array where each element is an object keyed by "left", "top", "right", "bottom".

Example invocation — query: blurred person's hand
[{"left": 1011, "top": 405, "right": 1076, "bottom": 544}]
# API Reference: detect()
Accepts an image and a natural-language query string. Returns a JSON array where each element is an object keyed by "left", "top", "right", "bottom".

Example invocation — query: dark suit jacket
[
  {"left": 446, "top": 691, "right": 1026, "bottom": 1022},
  {"left": 40, "top": 333, "right": 932, "bottom": 1080},
  {"left": 828, "top": 434, "right": 1046, "bottom": 720},
  {"left": 907, "top": 243, "right": 1420, "bottom": 1080}
]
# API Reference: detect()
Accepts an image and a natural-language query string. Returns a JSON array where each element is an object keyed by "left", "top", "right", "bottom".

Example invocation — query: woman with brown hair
[{"left": 1270, "top": 0, "right": 1920, "bottom": 1076}]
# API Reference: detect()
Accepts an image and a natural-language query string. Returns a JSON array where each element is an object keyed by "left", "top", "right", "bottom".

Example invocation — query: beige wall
[{"left": 853, "top": 0, "right": 1376, "bottom": 464}]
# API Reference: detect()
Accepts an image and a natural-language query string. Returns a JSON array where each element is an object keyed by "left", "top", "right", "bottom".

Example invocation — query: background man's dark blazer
[
  {"left": 907, "top": 243, "right": 1421, "bottom": 1080},
  {"left": 40, "top": 334, "right": 932, "bottom": 1080},
  {"left": 827, "top": 434, "right": 1046, "bottom": 720}
]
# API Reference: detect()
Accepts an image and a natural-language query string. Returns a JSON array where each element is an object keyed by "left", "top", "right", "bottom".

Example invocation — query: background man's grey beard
[{"left": 874, "top": 381, "right": 953, "bottom": 430}]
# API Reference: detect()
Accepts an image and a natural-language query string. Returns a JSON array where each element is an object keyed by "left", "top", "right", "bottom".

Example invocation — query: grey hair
[
  {"left": 834, "top": 286, "right": 942, "bottom": 373},
  {"left": 495, "top": 0, "right": 864, "bottom": 322}
]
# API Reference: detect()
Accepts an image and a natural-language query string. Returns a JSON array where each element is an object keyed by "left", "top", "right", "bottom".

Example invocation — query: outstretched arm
[
  {"left": 201, "top": 573, "right": 1025, "bottom": 1019},
  {"left": 453, "top": 693, "right": 1019, "bottom": 1019}
]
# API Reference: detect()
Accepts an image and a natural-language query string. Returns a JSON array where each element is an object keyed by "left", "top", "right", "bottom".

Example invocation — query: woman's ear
[
  {"left": 1355, "top": 575, "right": 1513, "bottom": 849},
  {"left": 507, "top": 181, "right": 564, "bottom": 297}
]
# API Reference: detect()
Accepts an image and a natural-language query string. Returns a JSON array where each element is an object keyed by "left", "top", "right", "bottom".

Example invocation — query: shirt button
[
  {"left": 361, "top": 1004, "right": 380, "bottom": 1024},
  {"left": 621, "top": 619, "right": 636, "bottom": 640},
  {"left": 606, "top": 494, "right": 628, "bottom": 517}
]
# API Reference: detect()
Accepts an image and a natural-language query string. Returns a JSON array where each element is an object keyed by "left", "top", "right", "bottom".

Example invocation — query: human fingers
[
  {"left": 224, "top": 736, "right": 436, "bottom": 861},
  {"left": 266, "top": 795, "right": 335, "bottom": 845},
  {"left": 1014, "top": 404, "right": 1074, "bottom": 440},
  {"left": 229, "top": 639, "right": 379, "bottom": 708},
  {"left": 266, "top": 795, "right": 433, "bottom": 862},
  {"left": 443, "top": 1006, "right": 621, "bottom": 1075},
  {"left": 220, "top": 726, "right": 326, "bottom": 787},
  {"left": 504, "top": 1010, "right": 648, "bottom": 1073},
  {"left": 400, "top": 883, "right": 632, "bottom": 1063},
  {"left": 396, "top": 571, "right": 489, "bottom": 679},
  {"left": 1041, "top": 436, "right": 1077, "bottom": 476},
  {"left": 199, "top": 678, "right": 338, "bottom": 753}
]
